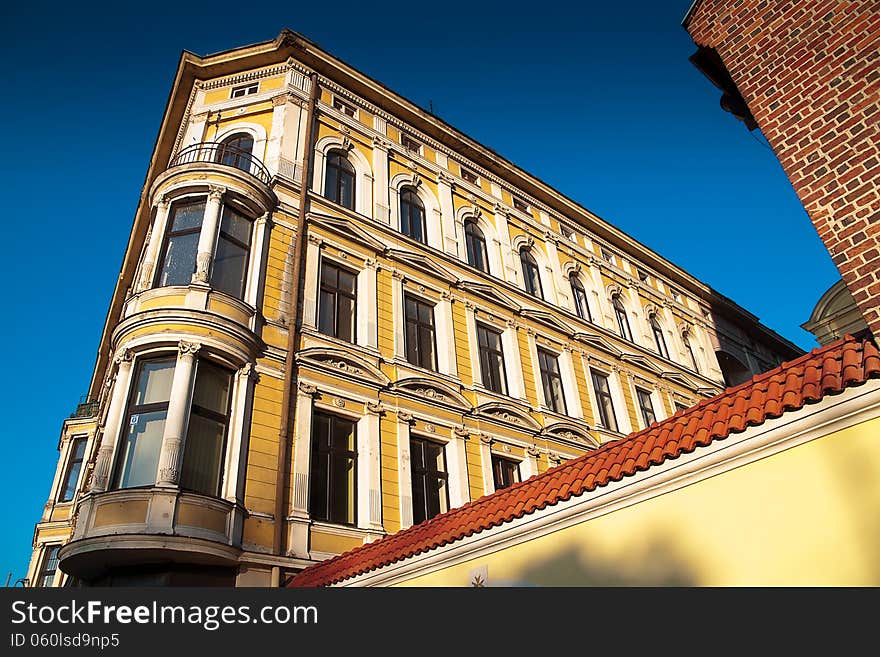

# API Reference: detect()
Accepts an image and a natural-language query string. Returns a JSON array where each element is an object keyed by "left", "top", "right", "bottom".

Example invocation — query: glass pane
[
  {"left": 331, "top": 418, "right": 355, "bottom": 452},
  {"left": 134, "top": 360, "right": 175, "bottom": 405},
  {"left": 309, "top": 451, "right": 328, "bottom": 520},
  {"left": 115, "top": 410, "right": 166, "bottom": 488},
  {"left": 325, "top": 165, "right": 339, "bottom": 203},
  {"left": 405, "top": 297, "right": 417, "bottom": 320},
  {"left": 312, "top": 413, "right": 330, "bottom": 450},
  {"left": 318, "top": 290, "right": 336, "bottom": 336},
  {"left": 419, "top": 326, "right": 435, "bottom": 369},
  {"left": 338, "top": 269, "right": 356, "bottom": 294},
  {"left": 192, "top": 362, "right": 231, "bottom": 415},
  {"left": 410, "top": 438, "right": 425, "bottom": 471},
  {"left": 171, "top": 201, "right": 205, "bottom": 231},
  {"left": 180, "top": 413, "right": 225, "bottom": 495},
  {"left": 330, "top": 455, "right": 355, "bottom": 524},
  {"left": 435, "top": 478, "right": 448, "bottom": 515},
  {"left": 337, "top": 296, "right": 355, "bottom": 342},
  {"left": 220, "top": 205, "right": 252, "bottom": 245},
  {"left": 406, "top": 321, "right": 419, "bottom": 364},
  {"left": 411, "top": 472, "right": 427, "bottom": 525},
  {"left": 418, "top": 301, "right": 432, "bottom": 324},
  {"left": 159, "top": 231, "right": 199, "bottom": 286},
  {"left": 211, "top": 237, "right": 248, "bottom": 298},
  {"left": 320, "top": 262, "right": 338, "bottom": 288},
  {"left": 61, "top": 438, "right": 87, "bottom": 502},
  {"left": 426, "top": 441, "right": 445, "bottom": 471},
  {"left": 339, "top": 170, "right": 354, "bottom": 209}
]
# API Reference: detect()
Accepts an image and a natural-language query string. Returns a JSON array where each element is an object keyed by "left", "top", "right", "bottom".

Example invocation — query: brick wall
[{"left": 685, "top": 0, "right": 880, "bottom": 337}]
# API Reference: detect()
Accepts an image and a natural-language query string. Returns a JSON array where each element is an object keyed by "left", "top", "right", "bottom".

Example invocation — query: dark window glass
[
  {"left": 309, "top": 411, "right": 356, "bottom": 525},
  {"left": 216, "top": 133, "right": 254, "bottom": 173},
  {"left": 651, "top": 316, "right": 669, "bottom": 359},
  {"left": 113, "top": 359, "right": 175, "bottom": 489},
  {"left": 59, "top": 437, "right": 88, "bottom": 502},
  {"left": 410, "top": 437, "right": 449, "bottom": 525},
  {"left": 684, "top": 334, "right": 700, "bottom": 372},
  {"left": 613, "top": 296, "right": 632, "bottom": 342},
  {"left": 157, "top": 200, "right": 205, "bottom": 287},
  {"left": 211, "top": 204, "right": 253, "bottom": 299},
  {"left": 538, "top": 348, "right": 567, "bottom": 414},
  {"left": 675, "top": 402, "right": 690, "bottom": 413},
  {"left": 636, "top": 388, "right": 657, "bottom": 428},
  {"left": 399, "top": 187, "right": 426, "bottom": 243},
  {"left": 324, "top": 150, "right": 355, "bottom": 210},
  {"left": 318, "top": 260, "right": 357, "bottom": 343},
  {"left": 570, "top": 274, "right": 592, "bottom": 322},
  {"left": 180, "top": 361, "right": 233, "bottom": 496},
  {"left": 492, "top": 455, "right": 520, "bottom": 490},
  {"left": 37, "top": 546, "right": 60, "bottom": 587},
  {"left": 520, "top": 249, "right": 543, "bottom": 298},
  {"left": 591, "top": 369, "right": 618, "bottom": 432},
  {"left": 464, "top": 220, "right": 489, "bottom": 273},
  {"left": 404, "top": 295, "right": 436, "bottom": 370},
  {"left": 477, "top": 324, "right": 507, "bottom": 395}
]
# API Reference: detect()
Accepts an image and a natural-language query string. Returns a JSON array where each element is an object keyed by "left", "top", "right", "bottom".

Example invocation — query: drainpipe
[{"left": 272, "top": 71, "right": 319, "bottom": 586}]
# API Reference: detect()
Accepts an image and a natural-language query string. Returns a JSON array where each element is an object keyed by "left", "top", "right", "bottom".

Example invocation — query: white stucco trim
[
  {"left": 313, "top": 135, "right": 373, "bottom": 217},
  {"left": 389, "top": 173, "right": 443, "bottom": 252}
]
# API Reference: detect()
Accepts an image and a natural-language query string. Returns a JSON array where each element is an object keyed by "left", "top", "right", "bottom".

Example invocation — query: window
[
  {"left": 113, "top": 358, "right": 175, "bottom": 489},
  {"left": 601, "top": 248, "right": 615, "bottom": 264},
  {"left": 318, "top": 260, "right": 357, "bottom": 343},
  {"left": 613, "top": 296, "right": 632, "bottom": 341},
  {"left": 520, "top": 249, "right": 543, "bottom": 299},
  {"left": 211, "top": 204, "right": 253, "bottom": 298},
  {"left": 590, "top": 369, "right": 618, "bottom": 432},
  {"left": 683, "top": 334, "right": 700, "bottom": 372},
  {"left": 512, "top": 197, "right": 529, "bottom": 212},
  {"left": 651, "top": 315, "right": 669, "bottom": 359},
  {"left": 157, "top": 199, "right": 205, "bottom": 287},
  {"left": 537, "top": 348, "right": 567, "bottom": 414},
  {"left": 477, "top": 324, "right": 507, "bottom": 395},
  {"left": 230, "top": 83, "right": 258, "bottom": 98},
  {"left": 399, "top": 187, "right": 426, "bottom": 243},
  {"left": 636, "top": 388, "right": 657, "bottom": 427},
  {"left": 404, "top": 295, "right": 436, "bottom": 370},
  {"left": 492, "top": 455, "right": 520, "bottom": 490},
  {"left": 309, "top": 411, "right": 356, "bottom": 525},
  {"left": 59, "top": 436, "right": 88, "bottom": 502},
  {"left": 560, "top": 224, "right": 577, "bottom": 242},
  {"left": 410, "top": 437, "right": 449, "bottom": 525},
  {"left": 570, "top": 274, "right": 592, "bottom": 322},
  {"left": 332, "top": 97, "right": 356, "bottom": 117},
  {"left": 36, "top": 546, "right": 60, "bottom": 587},
  {"left": 216, "top": 133, "right": 254, "bottom": 174},
  {"left": 675, "top": 402, "right": 690, "bottom": 413},
  {"left": 461, "top": 168, "right": 479, "bottom": 184},
  {"left": 401, "top": 133, "right": 420, "bottom": 153},
  {"left": 670, "top": 288, "right": 682, "bottom": 303},
  {"left": 324, "top": 150, "right": 355, "bottom": 210},
  {"left": 464, "top": 220, "right": 489, "bottom": 273},
  {"left": 180, "top": 361, "right": 232, "bottom": 496},
  {"left": 637, "top": 268, "right": 649, "bottom": 283}
]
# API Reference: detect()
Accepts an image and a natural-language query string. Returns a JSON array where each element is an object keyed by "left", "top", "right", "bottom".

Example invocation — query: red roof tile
[{"left": 290, "top": 336, "right": 880, "bottom": 587}]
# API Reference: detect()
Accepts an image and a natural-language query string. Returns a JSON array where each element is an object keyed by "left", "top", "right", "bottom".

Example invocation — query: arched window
[
  {"left": 216, "top": 133, "right": 254, "bottom": 173},
  {"left": 570, "top": 274, "right": 591, "bottom": 322},
  {"left": 399, "top": 187, "right": 426, "bottom": 243},
  {"left": 325, "top": 150, "right": 355, "bottom": 210},
  {"left": 520, "top": 249, "right": 543, "bottom": 299},
  {"left": 650, "top": 315, "right": 669, "bottom": 359},
  {"left": 464, "top": 220, "right": 489, "bottom": 272},
  {"left": 613, "top": 295, "right": 632, "bottom": 341},
  {"left": 683, "top": 333, "right": 700, "bottom": 372}
]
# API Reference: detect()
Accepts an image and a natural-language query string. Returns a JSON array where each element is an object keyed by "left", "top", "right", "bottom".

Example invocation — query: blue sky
[{"left": 0, "top": 1, "right": 839, "bottom": 581}]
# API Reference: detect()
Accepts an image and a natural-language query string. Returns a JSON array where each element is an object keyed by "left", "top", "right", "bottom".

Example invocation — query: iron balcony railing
[
  {"left": 71, "top": 396, "right": 99, "bottom": 419},
  {"left": 169, "top": 142, "right": 272, "bottom": 186}
]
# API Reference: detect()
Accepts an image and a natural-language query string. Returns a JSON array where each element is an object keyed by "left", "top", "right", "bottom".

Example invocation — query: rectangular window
[
  {"left": 601, "top": 248, "right": 615, "bottom": 265},
  {"left": 636, "top": 387, "right": 657, "bottom": 428},
  {"left": 309, "top": 411, "right": 357, "bottom": 525},
  {"left": 477, "top": 324, "right": 507, "bottom": 395},
  {"left": 318, "top": 260, "right": 357, "bottom": 343},
  {"left": 211, "top": 204, "right": 253, "bottom": 299},
  {"left": 401, "top": 133, "right": 421, "bottom": 153},
  {"left": 36, "top": 546, "right": 60, "bottom": 587},
  {"left": 156, "top": 199, "right": 205, "bottom": 287},
  {"left": 560, "top": 224, "right": 577, "bottom": 242},
  {"left": 590, "top": 369, "right": 618, "bottom": 432},
  {"left": 180, "top": 361, "right": 233, "bottom": 496},
  {"left": 461, "top": 168, "right": 479, "bottom": 184},
  {"left": 113, "top": 358, "right": 176, "bottom": 489},
  {"left": 512, "top": 197, "right": 529, "bottom": 212},
  {"left": 230, "top": 83, "right": 259, "bottom": 98},
  {"left": 410, "top": 437, "right": 449, "bottom": 525},
  {"left": 59, "top": 436, "right": 88, "bottom": 502},
  {"left": 404, "top": 295, "right": 436, "bottom": 370},
  {"left": 537, "top": 348, "right": 567, "bottom": 414},
  {"left": 492, "top": 454, "right": 520, "bottom": 490},
  {"left": 675, "top": 402, "right": 690, "bottom": 413},
  {"left": 332, "top": 97, "right": 356, "bottom": 117}
]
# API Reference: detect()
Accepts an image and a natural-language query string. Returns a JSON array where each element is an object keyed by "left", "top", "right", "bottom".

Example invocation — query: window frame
[
  {"left": 464, "top": 219, "right": 489, "bottom": 273},
  {"left": 210, "top": 203, "right": 255, "bottom": 299},
  {"left": 683, "top": 333, "right": 700, "bottom": 372},
  {"left": 230, "top": 82, "right": 259, "bottom": 98},
  {"left": 570, "top": 274, "right": 592, "bottom": 322},
  {"left": 612, "top": 295, "right": 633, "bottom": 342},
  {"left": 154, "top": 197, "right": 206, "bottom": 288},
  {"left": 491, "top": 454, "right": 521, "bottom": 491},
  {"left": 635, "top": 387, "right": 657, "bottom": 428},
  {"left": 520, "top": 248, "right": 543, "bottom": 299},
  {"left": 309, "top": 410, "right": 358, "bottom": 526},
  {"left": 324, "top": 149, "right": 356, "bottom": 210},
  {"left": 537, "top": 348, "right": 567, "bottom": 414},
  {"left": 404, "top": 293, "right": 437, "bottom": 371},
  {"left": 58, "top": 436, "right": 88, "bottom": 503},
  {"left": 651, "top": 315, "right": 669, "bottom": 359},
  {"left": 317, "top": 258, "right": 358, "bottom": 343},
  {"left": 36, "top": 545, "right": 61, "bottom": 588},
  {"left": 476, "top": 323, "right": 508, "bottom": 395},
  {"left": 409, "top": 435, "right": 450, "bottom": 525},
  {"left": 399, "top": 186, "right": 427, "bottom": 244},
  {"left": 590, "top": 368, "right": 619, "bottom": 432}
]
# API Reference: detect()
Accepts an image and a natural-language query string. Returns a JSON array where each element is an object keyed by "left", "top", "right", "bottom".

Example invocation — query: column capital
[
  {"left": 307, "top": 234, "right": 323, "bottom": 246},
  {"left": 477, "top": 433, "right": 493, "bottom": 445},
  {"left": 526, "top": 444, "right": 541, "bottom": 457},
  {"left": 437, "top": 171, "right": 454, "bottom": 185},
  {"left": 365, "top": 401, "right": 384, "bottom": 415},
  {"left": 155, "top": 194, "right": 171, "bottom": 211},
  {"left": 114, "top": 348, "right": 134, "bottom": 365},
  {"left": 208, "top": 185, "right": 226, "bottom": 201},
  {"left": 453, "top": 426, "right": 470, "bottom": 439},
  {"left": 391, "top": 269, "right": 406, "bottom": 281},
  {"left": 298, "top": 381, "right": 318, "bottom": 397},
  {"left": 255, "top": 212, "right": 272, "bottom": 228},
  {"left": 397, "top": 411, "right": 415, "bottom": 424},
  {"left": 178, "top": 341, "right": 201, "bottom": 358},
  {"left": 493, "top": 201, "right": 509, "bottom": 216},
  {"left": 371, "top": 135, "right": 391, "bottom": 151}
]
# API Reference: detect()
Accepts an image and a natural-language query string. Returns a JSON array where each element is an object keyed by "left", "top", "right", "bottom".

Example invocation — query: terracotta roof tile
[{"left": 290, "top": 336, "right": 879, "bottom": 587}]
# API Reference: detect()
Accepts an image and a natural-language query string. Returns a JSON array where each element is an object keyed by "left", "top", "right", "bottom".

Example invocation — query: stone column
[
  {"left": 464, "top": 302, "right": 481, "bottom": 386},
  {"left": 156, "top": 341, "right": 200, "bottom": 486},
  {"left": 435, "top": 292, "right": 458, "bottom": 377},
  {"left": 301, "top": 234, "right": 322, "bottom": 330},
  {"left": 391, "top": 269, "right": 406, "bottom": 359},
  {"left": 448, "top": 427, "right": 470, "bottom": 507},
  {"left": 360, "top": 258, "right": 379, "bottom": 350},
  {"left": 502, "top": 320, "right": 527, "bottom": 401},
  {"left": 493, "top": 203, "right": 516, "bottom": 283},
  {"left": 372, "top": 137, "right": 390, "bottom": 223},
  {"left": 265, "top": 94, "right": 290, "bottom": 175},
  {"left": 244, "top": 213, "right": 272, "bottom": 308},
  {"left": 137, "top": 196, "right": 172, "bottom": 293},
  {"left": 437, "top": 171, "right": 458, "bottom": 256},
  {"left": 90, "top": 350, "right": 135, "bottom": 492},
  {"left": 396, "top": 412, "right": 414, "bottom": 530},
  {"left": 289, "top": 381, "right": 317, "bottom": 558},
  {"left": 359, "top": 402, "right": 384, "bottom": 533},
  {"left": 523, "top": 444, "right": 540, "bottom": 480},
  {"left": 478, "top": 434, "right": 495, "bottom": 496},
  {"left": 560, "top": 346, "right": 584, "bottom": 419},
  {"left": 543, "top": 231, "right": 563, "bottom": 305},
  {"left": 192, "top": 186, "right": 225, "bottom": 285}
]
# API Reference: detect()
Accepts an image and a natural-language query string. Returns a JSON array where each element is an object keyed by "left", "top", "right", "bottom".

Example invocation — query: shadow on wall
[{"left": 513, "top": 536, "right": 698, "bottom": 587}]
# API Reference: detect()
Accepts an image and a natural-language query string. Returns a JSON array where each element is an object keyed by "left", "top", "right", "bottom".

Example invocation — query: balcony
[
  {"left": 70, "top": 396, "right": 99, "bottom": 419},
  {"left": 169, "top": 142, "right": 272, "bottom": 186}
]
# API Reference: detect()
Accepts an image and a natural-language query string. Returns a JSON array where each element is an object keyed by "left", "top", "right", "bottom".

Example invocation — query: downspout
[{"left": 272, "top": 72, "right": 319, "bottom": 585}]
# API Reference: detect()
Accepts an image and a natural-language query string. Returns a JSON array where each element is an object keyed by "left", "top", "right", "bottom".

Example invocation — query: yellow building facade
[{"left": 28, "top": 30, "right": 800, "bottom": 587}]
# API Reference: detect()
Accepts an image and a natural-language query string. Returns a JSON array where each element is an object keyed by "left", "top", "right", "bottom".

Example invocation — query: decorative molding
[
  {"left": 397, "top": 411, "right": 414, "bottom": 423},
  {"left": 178, "top": 341, "right": 201, "bottom": 357},
  {"left": 365, "top": 401, "right": 384, "bottom": 415},
  {"left": 298, "top": 381, "right": 318, "bottom": 397}
]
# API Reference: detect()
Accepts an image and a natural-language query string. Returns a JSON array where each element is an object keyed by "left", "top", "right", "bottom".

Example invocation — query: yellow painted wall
[{"left": 396, "top": 415, "right": 880, "bottom": 586}]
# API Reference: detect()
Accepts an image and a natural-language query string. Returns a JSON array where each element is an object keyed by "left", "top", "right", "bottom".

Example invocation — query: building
[{"left": 27, "top": 30, "right": 801, "bottom": 588}]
